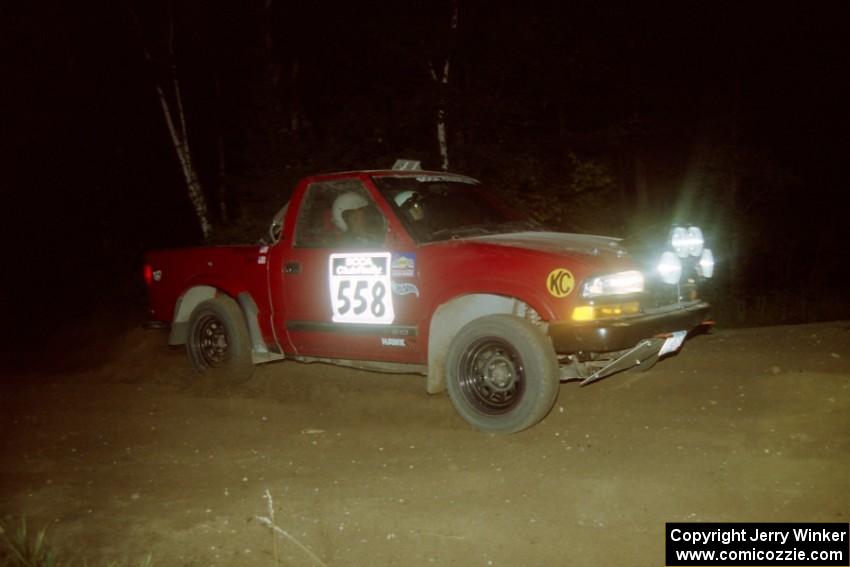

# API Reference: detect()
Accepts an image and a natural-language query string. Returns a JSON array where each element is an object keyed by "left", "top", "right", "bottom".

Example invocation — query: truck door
[{"left": 270, "top": 178, "right": 421, "bottom": 362}]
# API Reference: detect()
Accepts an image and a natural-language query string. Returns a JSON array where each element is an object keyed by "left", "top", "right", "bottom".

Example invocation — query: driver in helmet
[
  {"left": 394, "top": 190, "right": 425, "bottom": 222},
  {"left": 332, "top": 191, "right": 384, "bottom": 245}
]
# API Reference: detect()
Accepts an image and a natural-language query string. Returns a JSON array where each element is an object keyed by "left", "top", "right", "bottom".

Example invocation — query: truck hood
[{"left": 464, "top": 231, "right": 627, "bottom": 258}]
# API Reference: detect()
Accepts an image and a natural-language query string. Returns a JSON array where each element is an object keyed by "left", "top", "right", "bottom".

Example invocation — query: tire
[
  {"left": 445, "top": 315, "right": 559, "bottom": 434},
  {"left": 186, "top": 296, "right": 255, "bottom": 384}
]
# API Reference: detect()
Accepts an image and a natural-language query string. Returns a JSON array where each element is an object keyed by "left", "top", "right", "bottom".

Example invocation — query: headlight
[
  {"left": 657, "top": 251, "right": 682, "bottom": 284},
  {"left": 697, "top": 248, "right": 714, "bottom": 278},
  {"left": 581, "top": 270, "right": 644, "bottom": 298},
  {"left": 670, "top": 225, "right": 704, "bottom": 258},
  {"left": 670, "top": 227, "right": 688, "bottom": 258}
]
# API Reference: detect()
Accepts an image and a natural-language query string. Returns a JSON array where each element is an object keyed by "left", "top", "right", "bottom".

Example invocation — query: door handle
[{"left": 284, "top": 262, "right": 300, "bottom": 274}]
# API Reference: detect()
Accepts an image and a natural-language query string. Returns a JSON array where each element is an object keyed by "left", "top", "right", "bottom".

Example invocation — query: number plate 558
[{"left": 328, "top": 253, "right": 395, "bottom": 325}]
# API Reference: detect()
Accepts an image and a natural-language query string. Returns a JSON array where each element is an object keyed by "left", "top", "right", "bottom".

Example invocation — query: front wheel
[
  {"left": 446, "top": 315, "right": 559, "bottom": 434},
  {"left": 186, "top": 296, "right": 255, "bottom": 384}
]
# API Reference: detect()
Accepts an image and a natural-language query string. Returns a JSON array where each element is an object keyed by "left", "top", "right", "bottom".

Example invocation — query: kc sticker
[{"left": 547, "top": 268, "right": 575, "bottom": 298}]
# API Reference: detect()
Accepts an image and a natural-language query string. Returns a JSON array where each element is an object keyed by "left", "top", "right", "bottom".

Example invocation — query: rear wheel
[
  {"left": 186, "top": 296, "right": 255, "bottom": 384},
  {"left": 446, "top": 315, "right": 559, "bottom": 433}
]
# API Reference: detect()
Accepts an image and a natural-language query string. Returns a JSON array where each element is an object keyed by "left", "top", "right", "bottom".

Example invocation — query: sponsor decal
[
  {"left": 332, "top": 254, "right": 387, "bottom": 276},
  {"left": 257, "top": 256, "right": 267, "bottom": 264},
  {"left": 152, "top": 270, "right": 162, "bottom": 282},
  {"left": 259, "top": 245, "right": 269, "bottom": 254},
  {"left": 547, "top": 268, "right": 575, "bottom": 298},
  {"left": 381, "top": 337, "right": 406, "bottom": 347},
  {"left": 391, "top": 282, "right": 420, "bottom": 298},
  {"left": 391, "top": 253, "right": 416, "bottom": 277}
]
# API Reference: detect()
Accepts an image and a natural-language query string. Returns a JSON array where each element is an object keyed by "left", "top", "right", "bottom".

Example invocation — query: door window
[{"left": 295, "top": 180, "right": 387, "bottom": 248}]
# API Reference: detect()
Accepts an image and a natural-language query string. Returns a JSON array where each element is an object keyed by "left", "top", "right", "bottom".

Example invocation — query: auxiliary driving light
[
  {"left": 670, "top": 227, "right": 688, "bottom": 258},
  {"left": 670, "top": 225, "right": 704, "bottom": 258},
  {"left": 698, "top": 248, "right": 715, "bottom": 278},
  {"left": 686, "top": 226, "right": 704, "bottom": 257},
  {"left": 657, "top": 251, "right": 683, "bottom": 284}
]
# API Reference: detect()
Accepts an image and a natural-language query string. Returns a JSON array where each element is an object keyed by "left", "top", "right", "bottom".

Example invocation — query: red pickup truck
[{"left": 144, "top": 166, "right": 714, "bottom": 433}]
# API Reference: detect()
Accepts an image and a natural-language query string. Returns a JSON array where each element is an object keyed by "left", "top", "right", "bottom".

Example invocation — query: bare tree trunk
[
  {"left": 429, "top": 60, "right": 450, "bottom": 171},
  {"left": 169, "top": 15, "right": 211, "bottom": 240},
  {"left": 264, "top": 6, "right": 279, "bottom": 90},
  {"left": 634, "top": 155, "right": 649, "bottom": 214},
  {"left": 263, "top": 0, "right": 285, "bottom": 148},
  {"left": 130, "top": 6, "right": 212, "bottom": 240},
  {"left": 290, "top": 59, "right": 301, "bottom": 136},
  {"left": 427, "top": 0, "right": 458, "bottom": 172},
  {"left": 155, "top": 81, "right": 212, "bottom": 240},
  {"left": 215, "top": 71, "right": 228, "bottom": 224},
  {"left": 726, "top": 54, "right": 742, "bottom": 287}
]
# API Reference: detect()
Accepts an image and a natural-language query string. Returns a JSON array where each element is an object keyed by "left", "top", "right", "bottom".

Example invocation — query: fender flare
[
  {"left": 425, "top": 293, "right": 547, "bottom": 394},
  {"left": 169, "top": 286, "right": 275, "bottom": 361},
  {"left": 168, "top": 285, "right": 217, "bottom": 345}
]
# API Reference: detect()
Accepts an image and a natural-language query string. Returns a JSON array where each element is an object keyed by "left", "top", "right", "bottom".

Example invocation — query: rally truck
[{"left": 143, "top": 164, "right": 715, "bottom": 433}]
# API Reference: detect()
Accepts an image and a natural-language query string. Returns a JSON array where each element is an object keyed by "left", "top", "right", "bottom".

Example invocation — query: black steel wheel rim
[
  {"left": 195, "top": 313, "right": 230, "bottom": 368},
  {"left": 457, "top": 337, "right": 525, "bottom": 415}
]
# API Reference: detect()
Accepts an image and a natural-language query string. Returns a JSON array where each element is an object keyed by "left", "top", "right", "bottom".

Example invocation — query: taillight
[{"left": 143, "top": 264, "right": 153, "bottom": 286}]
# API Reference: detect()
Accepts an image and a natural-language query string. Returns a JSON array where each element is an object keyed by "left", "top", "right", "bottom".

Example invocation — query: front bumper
[{"left": 548, "top": 300, "right": 711, "bottom": 353}]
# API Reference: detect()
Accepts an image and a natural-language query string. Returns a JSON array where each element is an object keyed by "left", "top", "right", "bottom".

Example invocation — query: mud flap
[{"left": 236, "top": 292, "right": 275, "bottom": 359}]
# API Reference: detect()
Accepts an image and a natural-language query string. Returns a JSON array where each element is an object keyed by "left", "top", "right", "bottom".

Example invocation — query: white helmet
[
  {"left": 394, "top": 190, "right": 424, "bottom": 220},
  {"left": 332, "top": 192, "right": 369, "bottom": 231},
  {"left": 394, "top": 190, "right": 418, "bottom": 207}
]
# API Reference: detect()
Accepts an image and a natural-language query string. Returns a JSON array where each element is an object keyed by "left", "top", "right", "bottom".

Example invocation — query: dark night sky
[{"left": 2, "top": 1, "right": 849, "bottom": 344}]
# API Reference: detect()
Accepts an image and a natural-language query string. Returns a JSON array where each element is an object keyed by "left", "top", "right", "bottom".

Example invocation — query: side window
[{"left": 294, "top": 180, "right": 387, "bottom": 248}]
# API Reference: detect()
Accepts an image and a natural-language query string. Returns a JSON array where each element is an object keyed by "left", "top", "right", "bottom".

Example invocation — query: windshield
[{"left": 373, "top": 175, "right": 543, "bottom": 243}]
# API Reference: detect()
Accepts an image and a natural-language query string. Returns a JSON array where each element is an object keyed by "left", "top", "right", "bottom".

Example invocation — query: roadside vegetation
[{"left": 0, "top": 518, "right": 153, "bottom": 567}]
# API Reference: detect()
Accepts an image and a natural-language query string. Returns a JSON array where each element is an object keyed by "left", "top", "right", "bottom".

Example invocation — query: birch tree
[
  {"left": 427, "top": 0, "right": 459, "bottom": 172},
  {"left": 133, "top": 6, "right": 212, "bottom": 240}
]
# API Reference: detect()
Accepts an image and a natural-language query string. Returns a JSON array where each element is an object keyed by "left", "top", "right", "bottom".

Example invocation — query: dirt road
[{"left": 2, "top": 322, "right": 849, "bottom": 566}]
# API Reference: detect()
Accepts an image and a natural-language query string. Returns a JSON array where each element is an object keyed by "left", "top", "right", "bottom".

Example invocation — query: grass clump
[
  {"left": 0, "top": 518, "right": 152, "bottom": 567},
  {"left": 255, "top": 489, "right": 327, "bottom": 567},
  {"left": 0, "top": 518, "right": 57, "bottom": 567}
]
